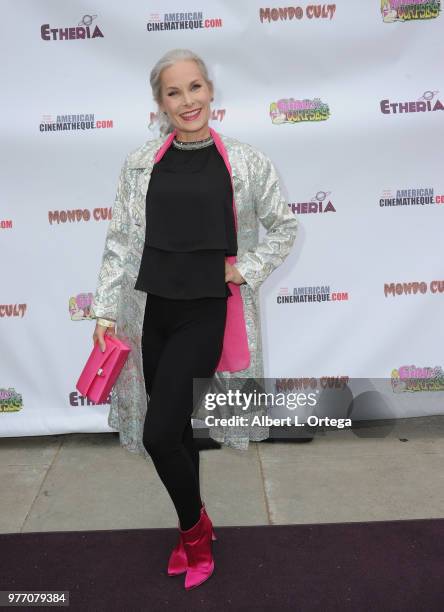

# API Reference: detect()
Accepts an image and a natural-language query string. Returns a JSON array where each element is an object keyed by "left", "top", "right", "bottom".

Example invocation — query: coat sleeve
[
  {"left": 234, "top": 148, "right": 298, "bottom": 292},
  {"left": 91, "top": 157, "right": 130, "bottom": 321}
]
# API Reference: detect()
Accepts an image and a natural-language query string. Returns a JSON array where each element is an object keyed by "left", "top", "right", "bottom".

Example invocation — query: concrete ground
[{"left": 1, "top": 416, "right": 443, "bottom": 534}]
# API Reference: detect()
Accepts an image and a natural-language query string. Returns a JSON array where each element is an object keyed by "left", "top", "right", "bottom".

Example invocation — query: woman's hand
[
  {"left": 93, "top": 322, "right": 116, "bottom": 352},
  {"left": 225, "top": 260, "right": 246, "bottom": 285}
]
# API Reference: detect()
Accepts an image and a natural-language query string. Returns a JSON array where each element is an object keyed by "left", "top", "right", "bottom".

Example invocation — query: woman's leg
[
  {"left": 181, "top": 419, "right": 201, "bottom": 503},
  {"left": 142, "top": 296, "right": 227, "bottom": 531},
  {"left": 142, "top": 297, "right": 202, "bottom": 506}
]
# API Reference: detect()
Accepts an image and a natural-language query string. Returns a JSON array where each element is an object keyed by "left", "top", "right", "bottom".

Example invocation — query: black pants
[{"left": 141, "top": 293, "right": 227, "bottom": 530}]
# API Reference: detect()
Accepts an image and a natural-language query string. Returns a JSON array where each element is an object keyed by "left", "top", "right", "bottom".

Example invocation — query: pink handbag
[{"left": 76, "top": 334, "right": 131, "bottom": 403}]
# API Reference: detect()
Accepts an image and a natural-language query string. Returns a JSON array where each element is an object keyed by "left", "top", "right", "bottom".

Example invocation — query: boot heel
[{"left": 202, "top": 503, "right": 218, "bottom": 541}]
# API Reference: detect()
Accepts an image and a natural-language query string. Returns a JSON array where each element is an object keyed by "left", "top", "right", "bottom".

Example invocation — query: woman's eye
[{"left": 167, "top": 84, "right": 200, "bottom": 97}]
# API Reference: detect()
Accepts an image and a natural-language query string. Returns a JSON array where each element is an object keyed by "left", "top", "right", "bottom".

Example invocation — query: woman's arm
[
  {"left": 91, "top": 158, "right": 130, "bottom": 321},
  {"left": 234, "top": 148, "right": 298, "bottom": 292}
]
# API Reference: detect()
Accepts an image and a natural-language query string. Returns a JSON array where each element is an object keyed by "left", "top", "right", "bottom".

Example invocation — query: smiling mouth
[{"left": 180, "top": 108, "right": 202, "bottom": 121}]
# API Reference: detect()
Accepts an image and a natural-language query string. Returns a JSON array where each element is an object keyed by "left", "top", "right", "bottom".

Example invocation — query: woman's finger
[{"left": 93, "top": 324, "right": 115, "bottom": 352}]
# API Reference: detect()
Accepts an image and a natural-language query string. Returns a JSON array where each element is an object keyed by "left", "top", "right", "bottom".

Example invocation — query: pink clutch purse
[{"left": 76, "top": 334, "right": 131, "bottom": 403}]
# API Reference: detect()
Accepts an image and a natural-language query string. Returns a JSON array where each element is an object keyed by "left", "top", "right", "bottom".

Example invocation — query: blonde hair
[{"left": 148, "top": 48, "right": 214, "bottom": 136}]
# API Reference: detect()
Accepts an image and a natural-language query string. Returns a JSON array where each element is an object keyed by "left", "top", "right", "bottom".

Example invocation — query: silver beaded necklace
[{"left": 172, "top": 135, "right": 214, "bottom": 150}]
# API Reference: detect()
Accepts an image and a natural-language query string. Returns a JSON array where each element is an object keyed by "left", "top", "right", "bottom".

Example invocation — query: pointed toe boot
[
  {"left": 167, "top": 531, "right": 188, "bottom": 576},
  {"left": 167, "top": 504, "right": 216, "bottom": 576},
  {"left": 180, "top": 506, "right": 215, "bottom": 590}
]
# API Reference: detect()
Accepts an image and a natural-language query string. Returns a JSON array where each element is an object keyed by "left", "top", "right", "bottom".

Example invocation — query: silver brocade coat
[{"left": 91, "top": 130, "right": 298, "bottom": 456}]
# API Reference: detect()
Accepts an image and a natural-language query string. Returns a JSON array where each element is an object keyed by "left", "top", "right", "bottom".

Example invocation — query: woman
[{"left": 91, "top": 48, "right": 298, "bottom": 590}]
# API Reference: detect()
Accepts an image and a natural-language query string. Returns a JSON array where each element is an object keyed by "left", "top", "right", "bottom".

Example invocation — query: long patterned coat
[{"left": 91, "top": 128, "right": 298, "bottom": 456}]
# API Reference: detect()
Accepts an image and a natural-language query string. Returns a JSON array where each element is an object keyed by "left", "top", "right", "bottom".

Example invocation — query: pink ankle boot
[
  {"left": 167, "top": 504, "right": 216, "bottom": 576},
  {"left": 180, "top": 505, "right": 215, "bottom": 590}
]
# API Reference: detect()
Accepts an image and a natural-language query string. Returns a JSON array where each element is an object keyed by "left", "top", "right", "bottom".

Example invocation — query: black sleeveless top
[{"left": 134, "top": 142, "right": 237, "bottom": 299}]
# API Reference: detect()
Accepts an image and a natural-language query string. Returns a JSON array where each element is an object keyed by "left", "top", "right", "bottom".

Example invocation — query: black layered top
[{"left": 134, "top": 141, "right": 238, "bottom": 299}]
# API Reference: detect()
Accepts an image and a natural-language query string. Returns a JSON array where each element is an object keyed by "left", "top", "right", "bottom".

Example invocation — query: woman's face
[{"left": 159, "top": 59, "right": 213, "bottom": 142}]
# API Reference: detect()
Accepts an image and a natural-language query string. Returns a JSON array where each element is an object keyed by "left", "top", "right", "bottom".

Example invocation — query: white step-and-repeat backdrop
[{"left": 2, "top": 1, "right": 443, "bottom": 438}]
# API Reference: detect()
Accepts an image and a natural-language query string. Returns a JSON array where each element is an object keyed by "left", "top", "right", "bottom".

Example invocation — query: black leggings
[{"left": 141, "top": 293, "right": 227, "bottom": 530}]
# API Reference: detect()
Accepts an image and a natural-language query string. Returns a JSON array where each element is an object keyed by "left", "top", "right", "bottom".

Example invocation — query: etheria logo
[
  {"left": 381, "top": 0, "right": 441, "bottom": 22},
  {"left": 380, "top": 90, "right": 443, "bottom": 114},
  {"left": 41, "top": 15, "right": 104, "bottom": 41},
  {"left": 270, "top": 98, "right": 330, "bottom": 124},
  {"left": 288, "top": 191, "right": 336, "bottom": 215}
]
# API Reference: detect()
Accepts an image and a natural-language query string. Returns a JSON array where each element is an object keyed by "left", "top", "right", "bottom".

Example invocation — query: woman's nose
[{"left": 182, "top": 91, "right": 193, "bottom": 106}]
